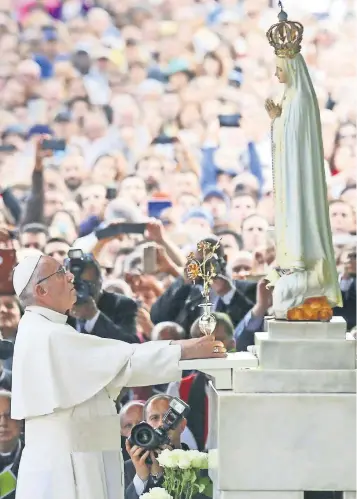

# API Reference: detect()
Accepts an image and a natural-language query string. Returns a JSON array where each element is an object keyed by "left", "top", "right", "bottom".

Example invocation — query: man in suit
[
  {"left": 334, "top": 273, "right": 356, "bottom": 331},
  {"left": 333, "top": 248, "right": 356, "bottom": 331},
  {"left": 150, "top": 237, "right": 257, "bottom": 336},
  {"left": 234, "top": 278, "right": 272, "bottom": 352},
  {"left": 124, "top": 395, "right": 189, "bottom": 499},
  {"left": 68, "top": 254, "right": 139, "bottom": 342}
]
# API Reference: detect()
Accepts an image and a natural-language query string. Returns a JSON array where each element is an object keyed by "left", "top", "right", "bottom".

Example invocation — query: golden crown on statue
[{"left": 266, "top": 1, "right": 304, "bottom": 59}]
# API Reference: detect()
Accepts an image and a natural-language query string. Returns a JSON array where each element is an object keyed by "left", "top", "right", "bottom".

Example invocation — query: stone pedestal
[{"left": 179, "top": 319, "right": 356, "bottom": 499}]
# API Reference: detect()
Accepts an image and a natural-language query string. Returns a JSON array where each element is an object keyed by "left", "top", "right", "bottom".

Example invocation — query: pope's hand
[
  {"left": 265, "top": 99, "right": 282, "bottom": 120},
  {"left": 70, "top": 297, "right": 99, "bottom": 321},
  {"left": 172, "top": 334, "right": 227, "bottom": 360}
]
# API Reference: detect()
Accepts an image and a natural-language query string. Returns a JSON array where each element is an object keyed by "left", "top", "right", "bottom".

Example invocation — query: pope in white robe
[{"left": 11, "top": 255, "right": 226, "bottom": 499}]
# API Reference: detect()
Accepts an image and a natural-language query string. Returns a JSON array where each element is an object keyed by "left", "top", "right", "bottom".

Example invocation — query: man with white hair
[{"left": 11, "top": 255, "right": 226, "bottom": 499}]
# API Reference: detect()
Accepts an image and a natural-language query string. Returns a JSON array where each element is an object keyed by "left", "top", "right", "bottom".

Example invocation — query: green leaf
[
  {"left": 198, "top": 483, "right": 205, "bottom": 493},
  {"left": 195, "top": 476, "right": 213, "bottom": 497},
  {"left": 190, "top": 470, "right": 198, "bottom": 483}
]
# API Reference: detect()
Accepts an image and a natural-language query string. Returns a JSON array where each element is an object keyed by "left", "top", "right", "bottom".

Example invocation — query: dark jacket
[
  {"left": 125, "top": 457, "right": 158, "bottom": 499},
  {"left": 1, "top": 188, "right": 22, "bottom": 225},
  {"left": 150, "top": 277, "right": 257, "bottom": 336},
  {"left": 333, "top": 276, "right": 356, "bottom": 331},
  {"left": 21, "top": 170, "right": 44, "bottom": 226},
  {"left": 68, "top": 290, "right": 139, "bottom": 342},
  {"left": 0, "top": 369, "right": 12, "bottom": 392}
]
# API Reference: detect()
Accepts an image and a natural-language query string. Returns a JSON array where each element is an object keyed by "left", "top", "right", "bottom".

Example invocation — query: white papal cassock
[{"left": 11, "top": 306, "right": 182, "bottom": 499}]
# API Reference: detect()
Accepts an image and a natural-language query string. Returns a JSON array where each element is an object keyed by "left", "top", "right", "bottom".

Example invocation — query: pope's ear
[{"left": 35, "top": 284, "right": 47, "bottom": 297}]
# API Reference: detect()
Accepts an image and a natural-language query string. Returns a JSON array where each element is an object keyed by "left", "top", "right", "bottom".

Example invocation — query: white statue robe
[
  {"left": 267, "top": 54, "right": 342, "bottom": 317},
  {"left": 11, "top": 306, "right": 182, "bottom": 499}
]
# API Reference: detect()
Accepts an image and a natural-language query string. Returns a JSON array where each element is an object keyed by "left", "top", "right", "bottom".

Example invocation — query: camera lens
[
  {"left": 130, "top": 422, "right": 157, "bottom": 450},
  {"left": 136, "top": 428, "right": 153, "bottom": 445}
]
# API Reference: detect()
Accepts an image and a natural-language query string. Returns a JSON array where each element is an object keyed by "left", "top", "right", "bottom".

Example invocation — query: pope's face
[{"left": 37, "top": 257, "right": 76, "bottom": 313}]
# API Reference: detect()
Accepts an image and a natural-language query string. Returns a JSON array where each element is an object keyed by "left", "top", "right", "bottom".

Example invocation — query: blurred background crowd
[{"left": 0, "top": 0, "right": 355, "bottom": 496}]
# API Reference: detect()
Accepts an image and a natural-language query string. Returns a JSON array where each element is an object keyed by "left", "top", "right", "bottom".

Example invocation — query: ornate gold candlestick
[{"left": 186, "top": 240, "right": 221, "bottom": 335}]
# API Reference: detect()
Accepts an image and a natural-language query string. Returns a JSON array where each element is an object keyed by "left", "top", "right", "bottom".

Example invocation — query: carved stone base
[{"left": 287, "top": 296, "right": 333, "bottom": 322}]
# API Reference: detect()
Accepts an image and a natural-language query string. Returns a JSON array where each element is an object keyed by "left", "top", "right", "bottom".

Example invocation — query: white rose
[
  {"left": 177, "top": 453, "right": 192, "bottom": 469},
  {"left": 145, "top": 487, "right": 173, "bottom": 499},
  {"left": 170, "top": 449, "right": 186, "bottom": 461},
  {"left": 157, "top": 449, "right": 179, "bottom": 469},
  {"left": 189, "top": 450, "right": 208, "bottom": 469},
  {"left": 157, "top": 449, "right": 170, "bottom": 467}
]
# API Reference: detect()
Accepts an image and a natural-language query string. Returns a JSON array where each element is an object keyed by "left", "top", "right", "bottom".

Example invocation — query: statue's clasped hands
[{"left": 265, "top": 99, "right": 282, "bottom": 120}]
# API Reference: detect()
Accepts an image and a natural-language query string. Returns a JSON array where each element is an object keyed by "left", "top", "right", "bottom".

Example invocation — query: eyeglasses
[{"left": 37, "top": 266, "right": 67, "bottom": 285}]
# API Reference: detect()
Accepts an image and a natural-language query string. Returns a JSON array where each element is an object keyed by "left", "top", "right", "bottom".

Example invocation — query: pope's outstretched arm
[
  {"left": 11, "top": 316, "right": 223, "bottom": 420},
  {"left": 11, "top": 255, "right": 226, "bottom": 421}
]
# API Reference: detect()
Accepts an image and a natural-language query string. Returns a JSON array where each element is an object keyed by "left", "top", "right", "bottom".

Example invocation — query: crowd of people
[{"left": 0, "top": 0, "right": 356, "bottom": 497}]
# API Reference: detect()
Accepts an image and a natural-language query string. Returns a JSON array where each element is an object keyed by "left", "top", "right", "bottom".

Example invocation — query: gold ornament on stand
[{"left": 186, "top": 240, "right": 221, "bottom": 335}]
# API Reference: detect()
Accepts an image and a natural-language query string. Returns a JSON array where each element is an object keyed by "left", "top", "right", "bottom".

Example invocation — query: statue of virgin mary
[{"left": 265, "top": 3, "right": 342, "bottom": 321}]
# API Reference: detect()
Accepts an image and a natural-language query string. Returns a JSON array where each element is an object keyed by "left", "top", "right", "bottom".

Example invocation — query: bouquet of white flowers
[{"left": 157, "top": 449, "right": 212, "bottom": 499}]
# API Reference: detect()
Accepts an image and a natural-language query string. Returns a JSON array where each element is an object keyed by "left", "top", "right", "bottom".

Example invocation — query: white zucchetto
[{"left": 13, "top": 255, "right": 42, "bottom": 297}]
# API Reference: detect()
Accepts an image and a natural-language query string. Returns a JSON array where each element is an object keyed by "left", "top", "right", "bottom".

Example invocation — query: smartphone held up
[
  {"left": 142, "top": 244, "right": 157, "bottom": 274},
  {"left": 95, "top": 222, "right": 147, "bottom": 240},
  {"left": 41, "top": 139, "right": 66, "bottom": 151}
]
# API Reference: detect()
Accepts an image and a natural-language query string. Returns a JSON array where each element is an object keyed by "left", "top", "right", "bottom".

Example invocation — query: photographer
[
  {"left": 150, "top": 236, "right": 257, "bottom": 335},
  {"left": 67, "top": 251, "right": 139, "bottom": 342},
  {"left": 124, "top": 395, "right": 191, "bottom": 499}
]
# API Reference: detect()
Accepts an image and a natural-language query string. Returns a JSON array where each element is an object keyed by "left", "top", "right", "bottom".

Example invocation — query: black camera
[
  {"left": 129, "top": 397, "right": 190, "bottom": 451},
  {"left": 65, "top": 249, "right": 97, "bottom": 304}
]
